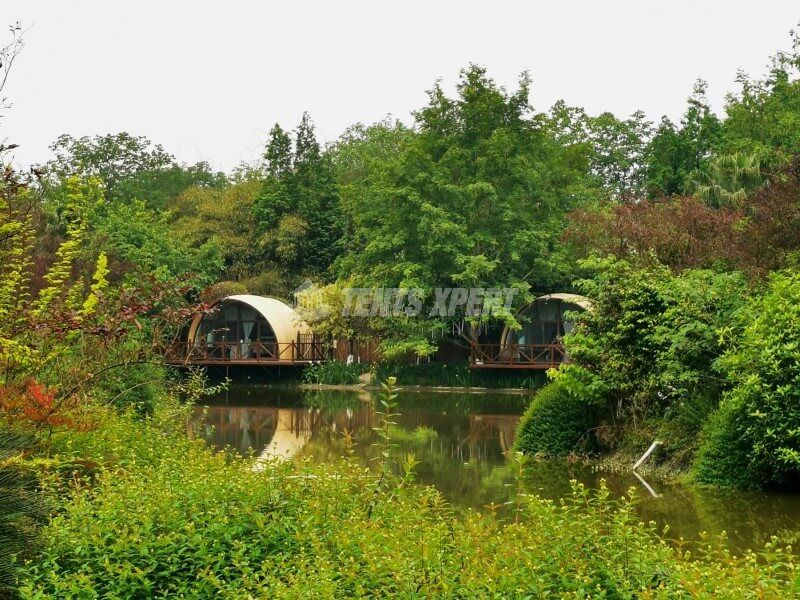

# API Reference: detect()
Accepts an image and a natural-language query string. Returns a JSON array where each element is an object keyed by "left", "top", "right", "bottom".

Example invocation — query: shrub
[
  {"left": 566, "top": 257, "right": 747, "bottom": 424},
  {"left": 302, "top": 361, "right": 370, "bottom": 385},
  {"left": 694, "top": 271, "right": 800, "bottom": 487},
  {"left": 19, "top": 411, "right": 799, "bottom": 597},
  {"left": 693, "top": 399, "right": 755, "bottom": 488},
  {"left": 515, "top": 381, "right": 597, "bottom": 456},
  {"left": 96, "top": 361, "right": 168, "bottom": 414},
  {"left": 0, "top": 429, "right": 44, "bottom": 597},
  {"left": 371, "top": 361, "right": 543, "bottom": 389}
]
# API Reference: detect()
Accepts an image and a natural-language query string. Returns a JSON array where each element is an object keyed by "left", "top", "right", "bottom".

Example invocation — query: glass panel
[
  {"left": 258, "top": 320, "right": 276, "bottom": 341},
  {"left": 241, "top": 321, "right": 257, "bottom": 342},
  {"left": 240, "top": 305, "right": 258, "bottom": 321}
]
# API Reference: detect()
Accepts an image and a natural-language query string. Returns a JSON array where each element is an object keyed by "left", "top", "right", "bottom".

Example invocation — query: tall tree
[
  {"left": 644, "top": 80, "right": 722, "bottom": 197},
  {"left": 254, "top": 113, "right": 343, "bottom": 278},
  {"left": 328, "top": 66, "right": 597, "bottom": 354},
  {"left": 548, "top": 102, "right": 651, "bottom": 198},
  {"left": 720, "top": 27, "right": 800, "bottom": 165}
]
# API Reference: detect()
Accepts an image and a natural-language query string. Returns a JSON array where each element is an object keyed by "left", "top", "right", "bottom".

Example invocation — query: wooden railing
[
  {"left": 469, "top": 342, "right": 566, "bottom": 369},
  {"left": 167, "top": 335, "right": 380, "bottom": 366}
]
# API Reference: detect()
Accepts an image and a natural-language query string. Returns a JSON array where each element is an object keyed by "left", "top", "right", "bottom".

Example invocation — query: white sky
[{"left": 2, "top": 1, "right": 798, "bottom": 171}]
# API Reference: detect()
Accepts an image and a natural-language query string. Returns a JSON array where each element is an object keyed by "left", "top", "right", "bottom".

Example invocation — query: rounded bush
[
  {"left": 693, "top": 400, "right": 758, "bottom": 488},
  {"left": 515, "top": 381, "right": 597, "bottom": 456}
]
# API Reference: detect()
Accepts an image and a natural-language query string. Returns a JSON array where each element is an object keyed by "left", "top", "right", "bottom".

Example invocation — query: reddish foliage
[
  {"left": 566, "top": 160, "right": 800, "bottom": 279},
  {"left": 0, "top": 378, "right": 95, "bottom": 430},
  {"left": 567, "top": 197, "right": 742, "bottom": 272}
]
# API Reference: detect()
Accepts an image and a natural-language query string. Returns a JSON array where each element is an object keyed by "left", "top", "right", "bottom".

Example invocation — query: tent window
[{"left": 197, "top": 301, "right": 276, "bottom": 346}]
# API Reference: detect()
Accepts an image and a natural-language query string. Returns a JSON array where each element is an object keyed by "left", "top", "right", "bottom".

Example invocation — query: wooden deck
[
  {"left": 166, "top": 336, "right": 379, "bottom": 367},
  {"left": 168, "top": 336, "right": 563, "bottom": 370},
  {"left": 468, "top": 342, "right": 566, "bottom": 370}
]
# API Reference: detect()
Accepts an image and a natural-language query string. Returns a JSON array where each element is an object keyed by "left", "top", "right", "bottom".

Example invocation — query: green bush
[
  {"left": 372, "top": 361, "right": 543, "bottom": 389},
  {"left": 566, "top": 257, "right": 747, "bottom": 423},
  {"left": 20, "top": 411, "right": 799, "bottom": 598},
  {"left": 693, "top": 271, "right": 800, "bottom": 487},
  {"left": 96, "top": 361, "right": 168, "bottom": 415},
  {"left": 515, "top": 381, "right": 597, "bottom": 456},
  {"left": 1, "top": 430, "right": 44, "bottom": 597},
  {"left": 302, "top": 361, "right": 370, "bottom": 385},
  {"left": 693, "top": 399, "right": 756, "bottom": 488}
]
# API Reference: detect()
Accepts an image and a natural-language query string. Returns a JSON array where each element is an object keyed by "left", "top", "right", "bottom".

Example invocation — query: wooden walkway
[{"left": 468, "top": 342, "right": 566, "bottom": 370}]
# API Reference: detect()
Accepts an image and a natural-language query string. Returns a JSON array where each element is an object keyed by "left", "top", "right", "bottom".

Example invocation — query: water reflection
[{"left": 193, "top": 386, "right": 800, "bottom": 553}]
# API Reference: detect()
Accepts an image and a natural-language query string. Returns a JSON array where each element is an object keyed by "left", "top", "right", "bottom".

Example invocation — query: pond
[{"left": 193, "top": 385, "right": 800, "bottom": 553}]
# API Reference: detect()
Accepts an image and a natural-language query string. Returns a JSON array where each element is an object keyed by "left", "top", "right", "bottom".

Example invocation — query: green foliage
[
  {"left": 95, "top": 362, "right": 169, "bottom": 415},
  {"left": 644, "top": 80, "right": 723, "bottom": 197},
  {"left": 515, "top": 380, "right": 597, "bottom": 456},
  {"left": 302, "top": 361, "right": 370, "bottom": 385},
  {"left": 558, "top": 257, "right": 748, "bottom": 425},
  {"left": 46, "top": 132, "right": 225, "bottom": 210},
  {"left": 693, "top": 398, "right": 756, "bottom": 489},
  {"left": 19, "top": 407, "right": 799, "bottom": 597},
  {"left": 91, "top": 196, "right": 223, "bottom": 285},
  {"left": 330, "top": 66, "right": 597, "bottom": 354},
  {"left": 372, "top": 361, "right": 543, "bottom": 389},
  {"left": 170, "top": 179, "right": 263, "bottom": 280},
  {"left": 690, "top": 151, "right": 767, "bottom": 208},
  {"left": 695, "top": 271, "right": 800, "bottom": 487},
  {"left": 548, "top": 101, "right": 651, "bottom": 197},
  {"left": 301, "top": 360, "right": 543, "bottom": 389},
  {"left": 721, "top": 29, "right": 800, "bottom": 165},
  {"left": 0, "top": 429, "right": 44, "bottom": 596},
  {"left": 254, "top": 115, "right": 343, "bottom": 277}
]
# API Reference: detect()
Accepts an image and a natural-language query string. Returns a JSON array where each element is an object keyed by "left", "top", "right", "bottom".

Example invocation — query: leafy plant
[
  {"left": 515, "top": 380, "right": 597, "bottom": 457},
  {"left": 18, "top": 403, "right": 799, "bottom": 598},
  {"left": 302, "top": 361, "right": 369, "bottom": 385},
  {"left": 695, "top": 270, "right": 800, "bottom": 487},
  {"left": 0, "top": 429, "right": 44, "bottom": 597}
]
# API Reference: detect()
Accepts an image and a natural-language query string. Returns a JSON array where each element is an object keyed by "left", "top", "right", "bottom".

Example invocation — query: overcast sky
[{"left": 2, "top": 1, "right": 798, "bottom": 171}]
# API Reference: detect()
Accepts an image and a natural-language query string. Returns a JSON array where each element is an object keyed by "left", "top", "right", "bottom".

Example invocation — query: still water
[{"left": 194, "top": 385, "right": 800, "bottom": 553}]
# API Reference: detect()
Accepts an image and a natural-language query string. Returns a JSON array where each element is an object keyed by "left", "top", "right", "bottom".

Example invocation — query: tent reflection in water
[
  {"left": 498, "top": 293, "right": 591, "bottom": 366},
  {"left": 187, "top": 295, "right": 309, "bottom": 362}
]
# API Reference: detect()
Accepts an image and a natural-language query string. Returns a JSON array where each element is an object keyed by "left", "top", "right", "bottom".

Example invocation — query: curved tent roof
[
  {"left": 533, "top": 293, "right": 593, "bottom": 311},
  {"left": 188, "top": 294, "right": 309, "bottom": 348},
  {"left": 499, "top": 292, "right": 593, "bottom": 348}
]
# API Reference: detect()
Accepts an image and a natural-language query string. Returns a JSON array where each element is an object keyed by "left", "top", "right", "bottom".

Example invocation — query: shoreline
[
  {"left": 293, "top": 383, "right": 534, "bottom": 395},
  {"left": 297, "top": 383, "right": 532, "bottom": 395}
]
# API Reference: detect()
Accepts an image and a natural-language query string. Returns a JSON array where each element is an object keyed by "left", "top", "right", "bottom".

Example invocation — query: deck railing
[
  {"left": 167, "top": 335, "right": 380, "bottom": 366},
  {"left": 469, "top": 342, "right": 566, "bottom": 369}
]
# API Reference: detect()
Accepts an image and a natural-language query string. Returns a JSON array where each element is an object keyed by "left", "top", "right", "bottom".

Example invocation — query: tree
[
  {"left": 548, "top": 101, "right": 651, "bottom": 198},
  {"left": 254, "top": 113, "right": 343, "bottom": 278},
  {"left": 46, "top": 133, "right": 226, "bottom": 210},
  {"left": 328, "top": 66, "right": 597, "bottom": 355},
  {"left": 644, "top": 80, "right": 722, "bottom": 197},
  {"left": 720, "top": 27, "right": 800, "bottom": 165},
  {"left": 566, "top": 159, "right": 800, "bottom": 280},
  {"left": 171, "top": 179, "right": 262, "bottom": 280},
  {"left": 690, "top": 151, "right": 766, "bottom": 208},
  {"left": 0, "top": 22, "right": 23, "bottom": 132},
  {"left": 555, "top": 257, "right": 747, "bottom": 428}
]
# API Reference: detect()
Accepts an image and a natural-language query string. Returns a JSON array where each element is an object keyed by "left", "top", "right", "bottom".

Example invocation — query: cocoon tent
[{"left": 187, "top": 295, "right": 309, "bottom": 361}]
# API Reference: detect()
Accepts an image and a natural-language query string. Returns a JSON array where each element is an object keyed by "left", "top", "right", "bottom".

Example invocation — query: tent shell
[{"left": 188, "top": 295, "right": 310, "bottom": 361}]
